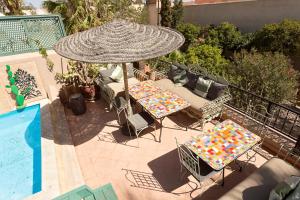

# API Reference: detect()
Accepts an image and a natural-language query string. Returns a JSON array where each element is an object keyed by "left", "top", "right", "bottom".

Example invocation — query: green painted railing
[{"left": 0, "top": 15, "right": 66, "bottom": 56}]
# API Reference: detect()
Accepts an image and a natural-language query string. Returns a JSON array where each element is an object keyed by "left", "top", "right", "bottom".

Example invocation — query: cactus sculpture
[
  {"left": 5, "top": 65, "right": 25, "bottom": 108},
  {"left": 14, "top": 69, "right": 41, "bottom": 99}
]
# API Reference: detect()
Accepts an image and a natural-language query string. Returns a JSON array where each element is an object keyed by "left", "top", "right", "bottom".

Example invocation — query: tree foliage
[
  {"left": 160, "top": 0, "right": 172, "bottom": 27},
  {"left": 171, "top": 0, "right": 183, "bottom": 28},
  {"left": 252, "top": 19, "right": 300, "bottom": 56},
  {"left": 186, "top": 44, "right": 228, "bottom": 75},
  {"left": 176, "top": 23, "right": 202, "bottom": 52},
  {"left": 0, "top": 0, "right": 24, "bottom": 15},
  {"left": 226, "top": 50, "right": 299, "bottom": 103},
  {"left": 43, "top": 0, "right": 147, "bottom": 34},
  {"left": 205, "top": 22, "right": 249, "bottom": 52}
]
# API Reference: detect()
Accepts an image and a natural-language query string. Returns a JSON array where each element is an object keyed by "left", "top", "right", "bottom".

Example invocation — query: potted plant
[{"left": 56, "top": 61, "right": 100, "bottom": 102}]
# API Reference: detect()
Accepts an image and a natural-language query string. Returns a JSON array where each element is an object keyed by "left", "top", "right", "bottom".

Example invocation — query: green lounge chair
[{"left": 53, "top": 183, "right": 118, "bottom": 200}]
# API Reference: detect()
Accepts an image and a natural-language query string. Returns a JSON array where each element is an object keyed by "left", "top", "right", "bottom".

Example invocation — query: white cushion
[{"left": 110, "top": 65, "right": 123, "bottom": 82}]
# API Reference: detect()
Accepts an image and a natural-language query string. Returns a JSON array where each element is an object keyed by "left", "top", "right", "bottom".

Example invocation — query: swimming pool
[{"left": 0, "top": 104, "right": 42, "bottom": 200}]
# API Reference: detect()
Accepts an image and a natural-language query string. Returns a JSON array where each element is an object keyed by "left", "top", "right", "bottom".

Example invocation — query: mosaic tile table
[
  {"left": 138, "top": 90, "right": 190, "bottom": 142},
  {"left": 138, "top": 90, "right": 190, "bottom": 119},
  {"left": 185, "top": 119, "right": 261, "bottom": 171},
  {"left": 129, "top": 80, "right": 163, "bottom": 100}
]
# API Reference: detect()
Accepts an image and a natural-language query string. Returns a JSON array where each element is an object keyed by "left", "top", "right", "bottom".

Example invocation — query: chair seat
[{"left": 127, "top": 111, "right": 155, "bottom": 130}]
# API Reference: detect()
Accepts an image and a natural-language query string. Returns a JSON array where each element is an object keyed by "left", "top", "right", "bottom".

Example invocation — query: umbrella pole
[{"left": 122, "top": 63, "right": 133, "bottom": 116}]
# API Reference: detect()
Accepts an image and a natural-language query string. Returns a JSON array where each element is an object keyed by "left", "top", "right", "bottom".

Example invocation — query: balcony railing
[
  {"left": 227, "top": 84, "right": 300, "bottom": 142},
  {"left": 152, "top": 60, "right": 300, "bottom": 148},
  {"left": 0, "top": 15, "right": 66, "bottom": 56}
]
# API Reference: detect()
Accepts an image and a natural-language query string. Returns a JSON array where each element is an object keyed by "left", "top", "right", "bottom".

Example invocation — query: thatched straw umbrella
[{"left": 54, "top": 20, "right": 185, "bottom": 115}]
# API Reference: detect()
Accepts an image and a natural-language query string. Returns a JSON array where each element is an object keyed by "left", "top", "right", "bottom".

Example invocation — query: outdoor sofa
[
  {"left": 219, "top": 157, "right": 300, "bottom": 200},
  {"left": 97, "top": 64, "right": 148, "bottom": 109},
  {"left": 153, "top": 63, "right": 231, "bottom": 128}
]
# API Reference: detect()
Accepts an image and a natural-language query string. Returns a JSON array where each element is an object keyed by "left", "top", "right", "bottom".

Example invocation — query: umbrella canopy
[
  {"left": 53, "top": 20, "right": 185, "bottom": 115},
  {"left": 53, "top": 20, "right": 185, "bottom": 63}
]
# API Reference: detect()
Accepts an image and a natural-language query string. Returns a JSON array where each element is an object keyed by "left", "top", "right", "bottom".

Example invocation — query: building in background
[{"left": 147, "top": 0, "right": 300, "bottom": 32}]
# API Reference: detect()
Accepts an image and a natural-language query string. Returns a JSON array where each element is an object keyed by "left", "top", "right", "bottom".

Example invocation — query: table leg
[
  {"left": 222, "top": 168, "right": 225, "bottom": 186},
  {"left": 234, "top": 160, "right": 243, "bottom": 172},
  {"left": 159, "top": 117, "right": 165, "bottom": 143}
]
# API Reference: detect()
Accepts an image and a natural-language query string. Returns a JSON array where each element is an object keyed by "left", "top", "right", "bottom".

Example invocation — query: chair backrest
[
  {"left": 113, "top": 96, "right": 127, "bottom": 110},
  {"left": 175, "top": 138, "right": 201, "bottom": 181},
  {"left": 241, "top": 104, "right": 274, "bottom": 138}
]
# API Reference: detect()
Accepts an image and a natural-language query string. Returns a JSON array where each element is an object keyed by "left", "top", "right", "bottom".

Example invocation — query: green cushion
[
  {"left": 269, "top": 176, "right": 300, "bottom": 200},
  {"left": 173, "top": 70, "right": 188, "bottom": 86},
  {"left": 193, "top": 77, "right": 213, "bottom": 98},
  {"left": 286, "top": 181, "right": 300, "bottom": 200}
]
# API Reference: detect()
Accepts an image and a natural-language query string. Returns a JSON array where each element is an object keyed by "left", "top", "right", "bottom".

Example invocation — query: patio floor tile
[{"left": 65, "top": 99, "right": 267, "bottom": 200}]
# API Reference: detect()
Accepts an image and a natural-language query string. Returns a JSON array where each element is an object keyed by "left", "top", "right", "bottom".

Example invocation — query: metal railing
[
  {"left": 0, "top": 15, "right": 66, "bottom": 56},
  {"left": 153, "top": 60, "right": 300, "bottom": 144},
  {"left": 227, "top": 85, "right": 300, "bottom": 141}
]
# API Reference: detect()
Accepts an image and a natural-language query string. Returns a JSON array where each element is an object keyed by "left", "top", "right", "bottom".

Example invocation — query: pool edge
[{"left": 24, "top": 99, "right": 60, "bottom": 200}]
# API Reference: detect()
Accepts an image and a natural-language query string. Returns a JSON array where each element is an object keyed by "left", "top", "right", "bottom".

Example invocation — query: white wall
[{"left": 183, "top": 0, "right": 300, "bottom": 32}]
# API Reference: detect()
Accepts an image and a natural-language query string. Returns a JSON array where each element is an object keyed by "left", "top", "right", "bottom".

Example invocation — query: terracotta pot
[{"left": 80, "top": 85, "right": 96, "bottom": 101}]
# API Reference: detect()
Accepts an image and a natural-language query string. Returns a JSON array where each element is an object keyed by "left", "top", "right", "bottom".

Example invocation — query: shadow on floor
[
  {"left": 147, "top": 149, "right": 194, "bottom": 192},
  {"left": 166, "top": 111, "right": 199, "bottom": 131},
  {"left": 65, "top": 100, "right": 121, "bottom": 146},
  {"left": 194, "top": 161, "right": 258, "bottom": 200}
]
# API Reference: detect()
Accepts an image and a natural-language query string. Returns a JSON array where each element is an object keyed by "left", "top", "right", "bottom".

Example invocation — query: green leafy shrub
[
  {"left": 163, "top": 50, "right": 186, "bottom": 64},
  {"left": 176, "top": 23, "right": 201, "bottom": 52},
  {"left": 43, "top": 0, "right": 146, "bottom": 34},
  {"left": 252, "top": 19, "right": 300, "bottom": 55},
  {"left": 205, "top": 22, "right": 249, "bottom": 52},
  {"left": 171, "top": 0, "right": 183, "bottom": 28},
  {"left": 160, "top": 0, "right": 172, "bottom": 27},
  {"left": 186, "top": 44, "right": 228, "bottom": 75},
  {"left": 226, "top": 50, "right": 299, "bottom": 103}
]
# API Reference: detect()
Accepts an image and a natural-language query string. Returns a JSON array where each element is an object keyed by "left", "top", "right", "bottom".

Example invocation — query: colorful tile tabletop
[
  {"left": 138, "top": 91, "right": 190, "bottom": 119},
  {"left": 129, "top": 80, "right": 163, "bottom": 100},
  {"left": 185, "top": 119, "right": 261, "bottom": 170}
]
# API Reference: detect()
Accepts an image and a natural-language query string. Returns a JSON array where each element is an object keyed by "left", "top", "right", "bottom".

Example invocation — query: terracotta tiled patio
[{"left": 65, "top": 99, "right": 268, "bottom": 200}]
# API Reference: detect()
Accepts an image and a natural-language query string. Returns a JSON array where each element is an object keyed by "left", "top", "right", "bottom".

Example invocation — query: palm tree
[
  {"left": 1, "top": 0, "right": 24, "bottom": 15},
  {"left": 43, "top": 0, "right": 147, "bottom": 34}
]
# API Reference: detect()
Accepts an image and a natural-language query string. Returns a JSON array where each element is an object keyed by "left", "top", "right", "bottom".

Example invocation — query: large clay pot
[{"left": 80, "top": 85, "right": 96, "bottom": 101}]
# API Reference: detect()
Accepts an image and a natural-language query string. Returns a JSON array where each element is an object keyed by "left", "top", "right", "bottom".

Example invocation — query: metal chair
[
  {"left": 175, "top": 138, "right": 221, "bottom": 186},
  {"left": 241, "top": 104, "right": 274, "bottom": 164},
  {"left": 125, "top": 109, "right": 157, "bottom": 147},
  {"left": 112, "top": 96, "right": 127, "bottom": 125}
]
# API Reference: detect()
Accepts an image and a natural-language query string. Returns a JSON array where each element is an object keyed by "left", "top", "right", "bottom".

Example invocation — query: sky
[{"left": 25, "top": 0, "right": 43, "bottom": 8}]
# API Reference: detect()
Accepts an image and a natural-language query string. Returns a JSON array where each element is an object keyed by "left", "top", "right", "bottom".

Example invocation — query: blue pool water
[{"left": 0, "top": 104, "right": 42, "bottom": 200}]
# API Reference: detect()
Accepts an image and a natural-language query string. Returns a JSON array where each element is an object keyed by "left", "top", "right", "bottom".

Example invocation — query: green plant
[
  {"left": 54, "top": 60, "right": 100, "bottom": 87},
  {"left": 160, "top": 0, "right": 172, "bottom": 27},
  {"left": 176, "top": 23, "right": 202, "bottom": 52},
  {"left": 252, "top": 19, "right": 300, "bottom": 56},
  {"left": 226, "top": 50, "right": 299, "bottom": 103},
  {"left": 43, "top": 0, "right": 147, "bottom": 34},
  {"left": 164, "top": 50, "right": 186, "bottom": 63},
  {"left": 171, "top": 0, "right": 183, "bottom": 28},
  {"left": 186, "top": 44, "right": 228, "bottom": 75},
  {"left": 0, "top": 0, "right": 24, "bottom": 15},
  {"left": 205, "top": 22, "right": 247, "bottom": 52}
]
